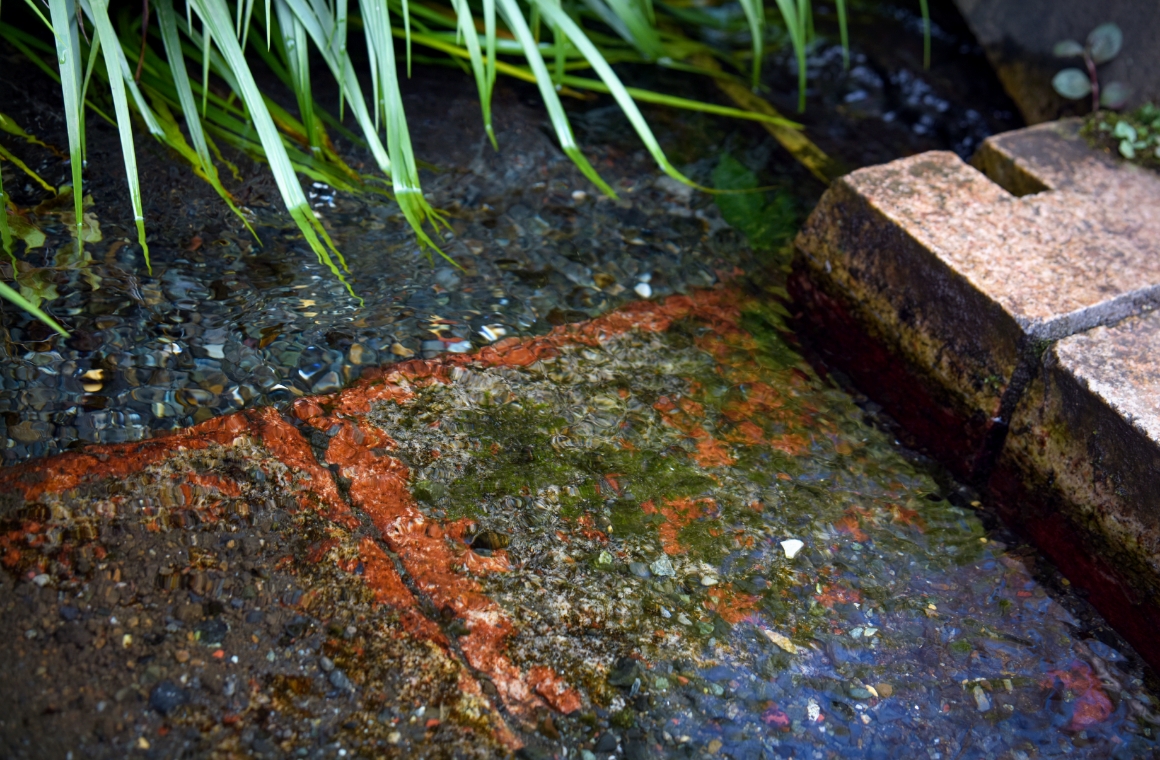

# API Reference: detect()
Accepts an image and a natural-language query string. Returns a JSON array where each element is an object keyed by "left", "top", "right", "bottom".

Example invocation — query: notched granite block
[
  {"left": 998, "top": 310, "right": 1160, "bottom": 594},
  {"left": 793, "top": 120, "right": 1160, "bottom": 475}
]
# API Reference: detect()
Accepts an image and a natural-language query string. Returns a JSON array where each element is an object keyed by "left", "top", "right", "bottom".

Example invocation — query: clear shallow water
[
  {"left": 1, "top": 287, "right": 1155, "bottom": 759},
  {"left": 0, "top": 0, "right": 1020, "bottom": 466},
  {"left": 372, "top": 300, "right": 1160, "bottom": 759},
  {"left": 0, "top": 111, "right": 733, "bottom": 462},
  {"left": 4, "top": 2, "right": 1150, "bottom": 758}
]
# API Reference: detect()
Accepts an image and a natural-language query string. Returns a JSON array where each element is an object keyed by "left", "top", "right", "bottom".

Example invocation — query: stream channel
[{"left": 0, "top": 1, "right": 1158, "bottom": 758}]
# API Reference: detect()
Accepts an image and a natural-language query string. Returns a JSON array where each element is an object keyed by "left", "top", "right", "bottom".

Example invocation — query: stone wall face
[
  {"left": 793, "top": 119, "right": 1160, "bottom": 669},
  {"left": 954, "top": 0, "right": 1160, "bottom": 123}
]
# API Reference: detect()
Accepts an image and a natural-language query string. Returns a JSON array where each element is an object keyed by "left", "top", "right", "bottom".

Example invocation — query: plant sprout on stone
[{"left": 1052, "top": 22, "right": 1131, "bottom": 112}]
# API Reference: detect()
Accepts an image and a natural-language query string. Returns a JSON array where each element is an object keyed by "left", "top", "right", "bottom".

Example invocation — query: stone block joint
[{"left": 792, "top": 117, "right": 1160, "bottom": 671}]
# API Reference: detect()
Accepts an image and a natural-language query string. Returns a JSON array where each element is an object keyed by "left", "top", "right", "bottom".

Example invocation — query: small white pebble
[
  {"left": 634, "top": 282, "right": 652, "bottom": 298},
  {"left": 781, "top": 539, "right": 805, "bottom": 559}
]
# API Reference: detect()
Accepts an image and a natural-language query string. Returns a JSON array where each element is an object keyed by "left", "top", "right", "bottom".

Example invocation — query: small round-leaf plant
[
  {"left": 1052, "top": 22, "right": 1131, "bottom": 112},
  {"left": 1082, "top": 103, "right": 1160, "bottom": 164}
]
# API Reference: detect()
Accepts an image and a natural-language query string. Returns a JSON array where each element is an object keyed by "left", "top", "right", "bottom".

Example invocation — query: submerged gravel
[{"left": 0, "top": 287, "right": 1155, "bottom": 758}]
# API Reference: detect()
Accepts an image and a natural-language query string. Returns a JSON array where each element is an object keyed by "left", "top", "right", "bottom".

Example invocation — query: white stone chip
[{"left": 781, "top": 539, "right": 805, "bottom": 559}]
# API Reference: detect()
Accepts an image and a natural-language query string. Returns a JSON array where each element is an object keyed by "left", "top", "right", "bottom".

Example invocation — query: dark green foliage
[{"left": 711, "top": 154, "right": 797, "bottom": 252}]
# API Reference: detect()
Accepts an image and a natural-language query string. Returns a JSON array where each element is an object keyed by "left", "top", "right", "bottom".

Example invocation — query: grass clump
[{"left": 0, "top": 0, "right": 937, "bottom": 331}]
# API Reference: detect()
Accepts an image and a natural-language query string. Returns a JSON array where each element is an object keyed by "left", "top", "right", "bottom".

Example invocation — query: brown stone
[
  {"left": 794, "top": 119, "right": 1160, "bottom": 477},
  {"left": 953, "top": 0, "right": 1160, "bottom": 124},
  {"left": 794, "top": 120, "right": 1160, "bottom": 669},
  {"left": 990, "top": 310, "right": 1160, "bottom": 649}
]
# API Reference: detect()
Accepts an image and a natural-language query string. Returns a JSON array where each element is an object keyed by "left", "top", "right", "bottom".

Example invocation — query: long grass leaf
[
  {"left": 334, "top": 0, "right": 347, "bottom": 118},
  {"left": 274, "top": 0, "right": 391, "bottom": 172},
  {"left": 772, "top": 0, "right": 806, "bottom": 111},
  {"left": 240, "top": 0, "right": 256, "bottom": 48},
  {"left": 450, "top": 0, "right": 495, "bottom": 146},
  {"left": 154, "top": 0, "right": 258, "bottom": 238},
  {"left": 495, "top": 0, "right": 614, "bottom": 196},
  {"left": 0, "top": 145, "right": 57, "bottom": 193},
  {"left": 918, "top": 0, "right": 930, "bottom": 68},
  {"left": 199, "top": 8, "right": 212, "bottom": 114},
  {"left": 582, "top": 0, "right": 662, "bottom": 58},
  {"left": 43, "top": 0, "right": 86, "bottom": 246},
  {"left": 273, "top": 1, "right": 320, "bottom": 154},
  {"left": 533, "top": 0, "right": 704, "bottom": 189},
  {"left": 402, "top": 0, "right": 412, "bottom": 76},
  {"left": 361, "top": 0, "right": 448, "bottom": 257},
  {"left": 78, "top": 28, "right": 101, "bottom": 158},
  {"left": 82, "top": 0, "right": 152, "bottom": 268},
  {"left": 736, "top": 0, "right": 763, "bottom": 88},
  {"left": 483, "top": 0, "right": 496, "bottom": 123},
  {"left": 835, "top": 0, "right": 848, "bottom": 68},
  {"left": 0, "top": 281, "right": 69, "bottom": 335},
  {"left": 155, "top": 0, "right": 213, "bottom": 165},
  {"left": 188, "top": 0, "right": 355, "bottom": 297}
]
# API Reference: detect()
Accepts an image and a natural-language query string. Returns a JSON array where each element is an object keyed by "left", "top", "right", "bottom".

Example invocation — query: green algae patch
[{"left": 361, "top": 295, "right": 992, "bottom": 673}]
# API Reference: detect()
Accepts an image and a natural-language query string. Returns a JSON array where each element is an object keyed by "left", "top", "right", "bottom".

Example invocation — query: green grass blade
[
  {"left": 273, "top": 0, "right": 321, "bottom": 154},
  {"left": 82, "top": 0, "right": 152, "bottom": 268},
  {"left": 556, "top": 75, "right": 800, "bottom": 127},
  {"left": 918, "top": 0, "right": 930, "bottom": 68},
  {"left": 200, "top": 10, "right": 212, "bottom": 114},
  {"left": 450, "top": 0, "right": 495, "bottom": 146},
  {"left": 274, "top": 0, "right": 391, "bottom": 173},
  {"left": 736, "top": 0, "right": 764, "bottom": 88},
  {"left": 581, "top": 0, "right": 663, "bottom": 59},
  {"left": 0, "top": 281, "right": 69, "bottom": 335},
  {"left": 361, "top": 0, "right": 449, "bottom": 258},
  {"left": 496, "top": 0, "right": 614, "bottom": 196},
  {"left": 483, "top": 0, "right": 497, "bottom": 127},
  {"left": 154, "top": 0, "right": 258, "bottom": 239},
  {"left": 240, "top": 0, "right": 256, "bottom": 49},
  {"left": 402, "top": 0, "right": 412, "bottom": 76},
  {"left": 88, "top": 6, "right": 164, "bottom": 137},
  {"left": 188, "top": 0, "right": 356, "bottom": 297},
  {"left": 533, "top": 0, "right": 702, "bottom": 190},
  {"left": 835, "top": 0, "right": 848, "bottom": 69},
  {"left": 640, "top": 0, "right": 655, "bottom": 25},
  {"left": 0, "top": 144, "right": 56, "bottom": 193},
  {"left": 334, "top": 0, "right": 347, "bottom": 118},
  {"left": 155, "top": 0, "right": 213, "bottom": 165},
  {"left": 79, "top": 27, "right": 101, "bottom": 158},
  {"left": 44, "top": 0, "right": 86, "bottom": 246}
]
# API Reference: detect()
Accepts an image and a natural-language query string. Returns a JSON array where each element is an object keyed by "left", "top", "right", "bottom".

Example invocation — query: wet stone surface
[
  {"left": 0, "top": 86, "right": 730, "bottom": 462},
  {"left": 0, "top": 288, "right": 1156, "bottom": 758},
  {"left": 0, "top": 0, "right": 1022, "bottom": 466}
]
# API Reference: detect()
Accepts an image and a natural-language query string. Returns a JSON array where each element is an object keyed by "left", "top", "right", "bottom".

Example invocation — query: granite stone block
[
  {"left": 999, "top": 310, "right": 1160, "bottom": 592},
  {"left": 793, "top": 119, "right": 1160, "bottom": 476}
]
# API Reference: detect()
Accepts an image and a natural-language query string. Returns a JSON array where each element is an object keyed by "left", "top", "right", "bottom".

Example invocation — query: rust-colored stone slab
[{"left": 794, "top": 120, "right": 1160, "bottom": 476}]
